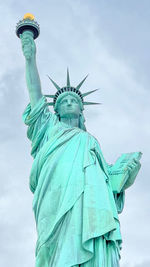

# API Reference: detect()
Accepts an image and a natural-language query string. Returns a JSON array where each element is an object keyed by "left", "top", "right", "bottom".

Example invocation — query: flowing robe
[{"left": 23, "top": 97, "right": 126, "bottom": 267}]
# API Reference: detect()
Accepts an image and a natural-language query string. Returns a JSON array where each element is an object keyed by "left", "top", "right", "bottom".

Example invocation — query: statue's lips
[
  {"left": 65, "top": 106, "right": 74, "bottom": 110},
  {"left": 64, "top": 107, "right": 76, "bottom": 113}
]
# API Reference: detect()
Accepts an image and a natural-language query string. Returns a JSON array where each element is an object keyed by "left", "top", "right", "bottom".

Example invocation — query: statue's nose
[{"left": 67, "top": 99, "right": 71, "bottom": 105}]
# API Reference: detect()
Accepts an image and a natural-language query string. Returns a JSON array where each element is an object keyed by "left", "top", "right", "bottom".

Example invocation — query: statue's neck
[{"left": 60, "top": 117, "right": 79, "bottom": 128}]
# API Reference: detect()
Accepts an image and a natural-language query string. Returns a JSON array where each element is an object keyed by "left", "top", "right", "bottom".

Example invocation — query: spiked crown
[{"left": 45, "top": 69, "right": 100, "bottom": 110}]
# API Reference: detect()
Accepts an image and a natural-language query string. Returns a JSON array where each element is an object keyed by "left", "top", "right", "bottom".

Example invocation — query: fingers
[
  {"left": 20, "top": 31, "right": 36, "bottom": 60},
  {"left": 20, "top": 32, "right": 34, "bottom": 46},
  {"left": 23, "top": 49, "right": 32, "bottom": 60},
  {"left": 24, "top": 53, "right": 32, "bottom": 60},
  {"left": 21, "top": 30, "right": 34, "bottom": 39},
  {"left": 133, "top": 159, "right": 139, "bottom": 164},
  {"left": 22, "top": 40, "right": 30, "bottom": 48},
  {"left": 128, "top": 160, "right": 141, "bottom": 173},
  {"left": 21, "top": 36, "right": 32, "bottom": 45}
]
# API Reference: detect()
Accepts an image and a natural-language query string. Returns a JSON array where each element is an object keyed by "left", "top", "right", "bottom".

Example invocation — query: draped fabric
[{"left": 23, "top": 96, "right": 125, "bottom": 267}]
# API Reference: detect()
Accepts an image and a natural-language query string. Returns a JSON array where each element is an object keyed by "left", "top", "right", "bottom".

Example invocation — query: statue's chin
[{"left": 60, "top": 113, "right": 79, "bottom": 119}]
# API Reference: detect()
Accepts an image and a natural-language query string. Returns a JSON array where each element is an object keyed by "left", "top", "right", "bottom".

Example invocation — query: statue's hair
[{"left": 79, "top": 113, "right": 86, "bottom": 131}]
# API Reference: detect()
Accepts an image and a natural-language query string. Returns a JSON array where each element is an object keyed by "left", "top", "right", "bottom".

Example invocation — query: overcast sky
[{"left": 0, "top": 1, "right": 150, "bottom": 267}]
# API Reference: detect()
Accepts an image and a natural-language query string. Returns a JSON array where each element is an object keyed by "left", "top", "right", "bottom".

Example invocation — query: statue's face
[{"left": 57, "top": 94, "right": 81, "bottom": 119}]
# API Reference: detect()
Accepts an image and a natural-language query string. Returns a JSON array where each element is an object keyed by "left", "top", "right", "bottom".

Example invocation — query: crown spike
[
  {"left": 47, "top": 102, "right": 54, "bottom": 106},
  {"left": 82, "top": 89, "right": 99, "bottom": 97},
  {"left": 67, "top": 68, "right": 70, "bottom": 87},
  {"left": 45, "top": 94, "right": 55, "bottom": 98},
  {"left": 47, "top": 75, "right": 61, "bottom": 91},
  {"left": 83, "top": 101, "right": 101, "bottom": 105},
  {"left": 76, "top": 74, "right": 88, "bottom": 91}
]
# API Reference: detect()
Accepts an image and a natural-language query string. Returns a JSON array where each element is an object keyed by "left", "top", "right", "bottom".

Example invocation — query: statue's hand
[
  {"left": 20, "top": 31, "right": 36, "bottom": 61},
  {"left": 124, "top": 159, "right": 141, "bottom": 189},
  {"left": 128, "top": 159, "right": 141, "bottom": 175}
]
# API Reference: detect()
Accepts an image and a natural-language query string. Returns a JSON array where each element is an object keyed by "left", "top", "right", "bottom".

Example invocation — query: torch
[{"left": 16, "top": 13, "right": 40, "bottom": 39}]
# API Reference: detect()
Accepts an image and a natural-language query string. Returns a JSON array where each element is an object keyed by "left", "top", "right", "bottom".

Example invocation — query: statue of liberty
[{"left": 17, "top": 14, "right": 142, "bottom": 267}]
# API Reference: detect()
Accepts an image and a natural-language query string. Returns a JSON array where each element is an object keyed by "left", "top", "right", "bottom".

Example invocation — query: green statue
[{"left": 18, "top": 14, "right": 142, "bottom": 267}]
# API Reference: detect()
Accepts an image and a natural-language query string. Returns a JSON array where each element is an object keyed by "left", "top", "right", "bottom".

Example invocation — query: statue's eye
[
  {"left": 71, "top": 99, "right": 77, "bottom": 103},
  {"left": 61, "top": 99, "right": 67, "bottom": 104}
]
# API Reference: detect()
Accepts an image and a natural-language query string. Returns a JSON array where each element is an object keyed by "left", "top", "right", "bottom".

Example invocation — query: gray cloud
[{"left": 135, "top": 261, "right": 150, "bottom": 267}]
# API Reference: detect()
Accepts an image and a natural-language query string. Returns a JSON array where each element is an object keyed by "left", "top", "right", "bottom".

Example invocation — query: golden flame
[{"left": 23, "top": 13, "right": 35, "bottom": 20}]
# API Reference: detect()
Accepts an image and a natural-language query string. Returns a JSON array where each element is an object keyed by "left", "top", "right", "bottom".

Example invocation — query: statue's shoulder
[{"left": 80, "top": 130, "right": 101, "bottom": 149}]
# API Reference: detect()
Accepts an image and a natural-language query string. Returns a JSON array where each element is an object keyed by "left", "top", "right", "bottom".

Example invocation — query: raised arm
[{"left": 20, "top": 31, "right": 43, "bottom": 108}]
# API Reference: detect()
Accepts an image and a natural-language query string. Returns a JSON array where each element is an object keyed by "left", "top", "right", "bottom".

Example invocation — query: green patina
[{"left": 18, "top": 20, "right": 142, "bottom": 267}]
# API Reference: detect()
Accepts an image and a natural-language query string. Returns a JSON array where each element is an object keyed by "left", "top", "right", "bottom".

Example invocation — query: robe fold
[{"left": 23, "top": 96, "right": 126, "bottom": 267}]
